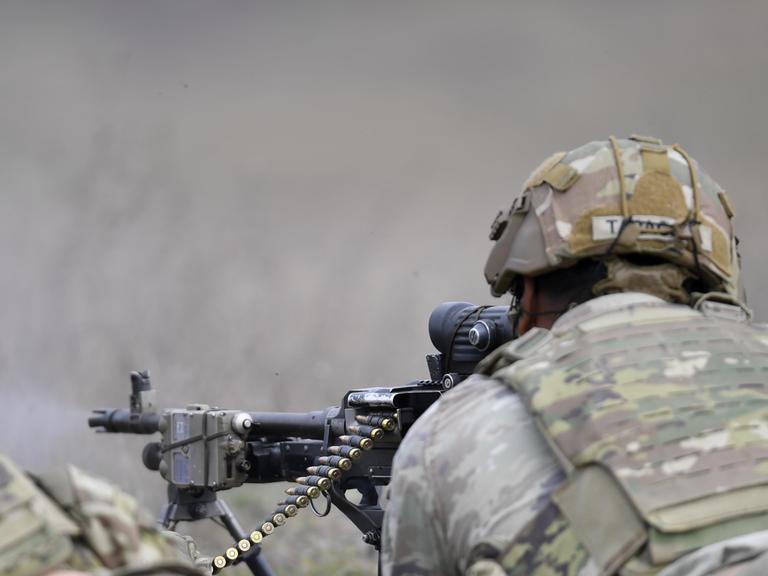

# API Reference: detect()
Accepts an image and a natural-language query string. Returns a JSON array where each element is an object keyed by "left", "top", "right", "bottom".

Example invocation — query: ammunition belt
[{"left": 210, "top": 413, "right": 397, "bottom": 572}]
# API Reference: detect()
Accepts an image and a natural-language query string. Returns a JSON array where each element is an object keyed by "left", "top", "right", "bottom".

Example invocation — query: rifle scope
[{"left": 428, "top": 302, "right": 514, "bottom": 378}]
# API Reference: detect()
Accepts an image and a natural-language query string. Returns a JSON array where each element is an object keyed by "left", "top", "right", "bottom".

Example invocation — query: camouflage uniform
[
  {"left": 381, "top": 370, "right": 563, "bottom": 575},
  {"left": 384, "top": 136, "right": 768, "bottom": 575},
  {"left": 383, "top": 293, "right": 768, "bottom": 575},
  {"left": 0, "top": 454, "right": 208, "bottom": 576}
]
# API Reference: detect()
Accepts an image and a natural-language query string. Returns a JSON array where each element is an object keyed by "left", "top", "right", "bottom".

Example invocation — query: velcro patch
[
  {"left": 630, "top": 134, "right": 664, "bottom": 146},
  {"left": 543, "top": 163, "right": 580, "bottom": 191},
  {"left": 698, "top": 224, "right": 713, "bottom": 252},
  {"left": 592, "top": 215, "right": 676, "bottom": 242},
  {"left": 523, "top": 152, "right": 566, "bottom": 191}
]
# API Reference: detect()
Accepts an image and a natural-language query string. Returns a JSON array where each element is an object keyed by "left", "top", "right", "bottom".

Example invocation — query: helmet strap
[
  {"left": 672, "top": 144, "right": 707, "bottom": 284},
  {"left": 609, "top": 136, "right": 630, "bottom": 219}
]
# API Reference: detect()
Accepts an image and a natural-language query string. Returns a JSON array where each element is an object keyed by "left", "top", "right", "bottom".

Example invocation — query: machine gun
[{"left": 89, "top": 302, "right": 514, "bottom": 576}]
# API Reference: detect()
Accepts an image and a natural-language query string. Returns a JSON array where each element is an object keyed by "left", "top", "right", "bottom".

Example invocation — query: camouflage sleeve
[
  {"left": 381, "top": 400, "right": 452, "bottom": 576},
  {"left": 382, "top": 375, "right": 564, "bottom": 576}
]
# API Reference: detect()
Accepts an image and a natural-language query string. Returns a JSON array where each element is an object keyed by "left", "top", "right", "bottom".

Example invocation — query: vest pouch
[
  {"left": 553, "top": 465, "right": 647, "bottom": 575},
  {"left": 640, "top": 485, "right": 768, "bottom": 564}
]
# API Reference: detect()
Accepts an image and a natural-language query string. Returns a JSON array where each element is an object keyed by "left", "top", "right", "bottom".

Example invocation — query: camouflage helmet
[{"left": 485, "top": 135, "right": 741, "bottom": 303}]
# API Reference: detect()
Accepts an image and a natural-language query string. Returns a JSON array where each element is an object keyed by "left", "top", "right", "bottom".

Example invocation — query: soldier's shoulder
[
  {"left": 488, "top": 294, "right": 768, "bottom": 390},
  {"left": 551, "top": 292, "right": 759, "bottom": 338},
  {"left": 0, "top": 454, "right": 79, "bottom": 576},
  {"left": 395, "top": 376, "right": 517, "bottom": 463},
  {"left": 551, "top": 292, "right": 697, "bottom": 334},
  {"left": 415, "top": 375, "right": 517, "bottom": 429},
  {"left": 0, "top": 454, "right": 208, "bottom": 576},
  {"left": 36, "top": 464, "right": 206, "bottom": 572}
]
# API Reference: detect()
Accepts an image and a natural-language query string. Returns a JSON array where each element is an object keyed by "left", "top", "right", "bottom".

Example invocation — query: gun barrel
[
  {"left": 248, "top": 410, "right": 328, "bottom": 439},
  {"left": 89, "top": 409, "right": 160, "bottom": 434}
]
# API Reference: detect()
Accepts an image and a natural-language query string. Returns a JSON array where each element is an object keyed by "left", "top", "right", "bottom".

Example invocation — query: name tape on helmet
[{"left": 592, "top": 215, "right": 713, "bottom": 252}]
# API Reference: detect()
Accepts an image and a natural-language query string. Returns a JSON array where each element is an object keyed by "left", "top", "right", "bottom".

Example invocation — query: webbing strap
[
  {"left": 609, "top": 136, "right": 629, "bottom": 219},
  {"left": 672, "top": 144, "right": 703, "bottom": 224},
  {"left": 672, "top": 143, "right": 706, "bottom": 275}
]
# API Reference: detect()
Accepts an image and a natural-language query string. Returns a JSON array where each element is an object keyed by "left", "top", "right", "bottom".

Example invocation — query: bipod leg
[{"left": 161, "top": 487, "right": 276, "bottom": 576}]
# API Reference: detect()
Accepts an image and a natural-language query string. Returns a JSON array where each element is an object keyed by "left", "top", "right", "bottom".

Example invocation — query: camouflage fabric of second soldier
[{"left": 0, "top": 454, "right": 208, "bottom": 576}]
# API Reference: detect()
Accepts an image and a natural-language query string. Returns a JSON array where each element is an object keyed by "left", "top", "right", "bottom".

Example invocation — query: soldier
[
  {"left": 382, "top": 136, "right": 768, "bottom": 575},
  {"left": 0, "top": 453, "right": 209, "bottom": 576}
]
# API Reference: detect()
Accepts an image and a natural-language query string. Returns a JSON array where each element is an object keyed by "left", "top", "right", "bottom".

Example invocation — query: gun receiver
[{"left": 88, "top": 302, "right": 512, "bottom": 575}]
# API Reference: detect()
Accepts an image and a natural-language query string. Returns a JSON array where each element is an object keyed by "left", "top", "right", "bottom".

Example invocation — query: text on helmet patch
[
  {"left": 592, "top": 215, "right": 676, "bottom": 242},
  {"left": 591, "top": 215, "right": 713, "bottom": 253}
]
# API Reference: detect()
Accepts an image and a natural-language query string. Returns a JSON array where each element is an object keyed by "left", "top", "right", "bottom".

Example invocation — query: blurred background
[{"left": 2, "top": 1, "right": 767, "bottom": 574}]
